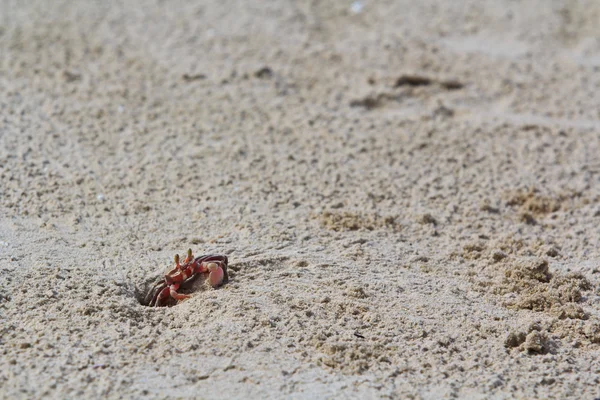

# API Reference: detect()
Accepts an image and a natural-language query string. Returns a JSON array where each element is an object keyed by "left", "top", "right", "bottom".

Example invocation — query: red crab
[{"left": 146, "top": 249, "right": 228, "bottom": 307}]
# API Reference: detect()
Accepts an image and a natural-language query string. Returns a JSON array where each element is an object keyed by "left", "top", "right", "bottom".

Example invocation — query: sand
[{"left": 1, "top": 0, "right": 600, "bottom": 398}]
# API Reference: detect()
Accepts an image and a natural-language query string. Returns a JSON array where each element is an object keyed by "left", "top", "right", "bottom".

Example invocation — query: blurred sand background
[{"left": 2, "top": 0, "right": 600, "bottom": 398}]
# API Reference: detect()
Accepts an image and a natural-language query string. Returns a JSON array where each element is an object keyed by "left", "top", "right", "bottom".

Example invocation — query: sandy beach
[{"left": 1, "top": 0, "right": 600, "bottom": 398}]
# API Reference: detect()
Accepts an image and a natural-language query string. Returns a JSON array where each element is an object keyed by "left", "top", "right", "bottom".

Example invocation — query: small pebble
[{"left": 350, "top": 1, "right": 364, "bottom": 14}]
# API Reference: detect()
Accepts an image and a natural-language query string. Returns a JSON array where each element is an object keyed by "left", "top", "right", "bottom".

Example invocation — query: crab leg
[
  {"left": 146, "top": 281, "right": 167, "bottom": 306},
  {"left": 152, "top": 286, "right": 170, "bottom": 307},
  {"left": 168, "top": 283, "right": 191, "bottom": 301}
]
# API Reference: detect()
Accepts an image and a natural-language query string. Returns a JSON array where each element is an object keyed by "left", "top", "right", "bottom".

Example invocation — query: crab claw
[{"left": 206, "top": 262, "right": 224, "bottom": 288}]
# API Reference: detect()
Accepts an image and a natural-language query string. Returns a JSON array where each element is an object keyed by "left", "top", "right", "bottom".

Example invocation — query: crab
[{"left": 145, "top": 249, "right": 228, "bottom": 307}]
